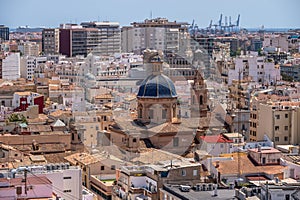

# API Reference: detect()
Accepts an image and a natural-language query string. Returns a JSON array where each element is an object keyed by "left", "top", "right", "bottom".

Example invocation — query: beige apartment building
[{"left": 257, "top": 102, "right": 300, "bottom": 145}]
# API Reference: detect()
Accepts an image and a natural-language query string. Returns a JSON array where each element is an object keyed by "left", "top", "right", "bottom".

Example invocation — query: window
[
  {"left": 284, "top": 136, "right": 288, "bottom": 141},
  {"left": 101, "top": 166, "right": 105, "bottom": 170},
  {"left": 63, "top": 190, "right": 71, "bottom": 193},
  {"left": 285, "top": 114, "right": 288, "bottom": 118},
  {"left": 16, "top": 186, "right": 22, "bottom": 195},
  {"left": 162, "top": 109, "right": 167, "bottom": 119},
  {"left": 149, "top": 109, "right": 154, "bottom": 119},
  {"left": 173, "top": 137, "right": 179, "bottom": 147},
  {"left": 111, "top": 165, "right": 116, "bottom": 170},
  {"left": 181, "top": 170, "right": 186, "bottom": 176},
  {"left": 200, "top": 95, "right": 203, "bottom": 105},
  {"left": 275, "top": 115, "right": 280, "bottom": 120},
  {"left": 63, "top": 177, "right": 72, "bottom": 179},
  {"left": 285, "top": 126, "right": 288, "bottom": 131},
  {"left": 275, "top": 137, "right": 279, "bottom": 142},
  {"left": 275, "top": 126, "right": 279, "bottom": 131},
  {"left": 133, "top": 138, "right": 137, "bottom": 143},
  {"left": 220, "top": 144, "right": 224, "bottom": 148},
  {"left": 193, "top": 170, "right": 197, "bottom": 176}
]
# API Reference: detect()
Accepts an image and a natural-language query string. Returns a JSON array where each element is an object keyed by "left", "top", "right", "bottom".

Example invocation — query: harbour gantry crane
[{"left": 236, "top": 14, "right": 240, "bottom": 32}]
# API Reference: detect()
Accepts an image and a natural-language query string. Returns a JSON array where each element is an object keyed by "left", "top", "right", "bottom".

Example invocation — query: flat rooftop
[{"left": 162, "top": 185, "right": 237, "bottom": 200}]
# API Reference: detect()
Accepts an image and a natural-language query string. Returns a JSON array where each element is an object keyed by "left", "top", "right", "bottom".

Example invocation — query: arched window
[
  {"left": 173, "top": 105, "right": 176, "bottom": 118},
  {"left": 138, "top": 109, "right": 142, "bottom": 118},
  {"left": 200, "top": 95, "right": 203, "bottom": 105}
]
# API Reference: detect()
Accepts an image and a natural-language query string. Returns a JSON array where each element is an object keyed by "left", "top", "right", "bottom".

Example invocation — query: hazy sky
[{"left": 1, "top": 0, "right": 299, "bottom": 28}]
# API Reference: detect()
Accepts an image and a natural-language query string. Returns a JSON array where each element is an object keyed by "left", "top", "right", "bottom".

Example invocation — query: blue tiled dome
[{"left": 137, "top": 74, "right": 177, "bottom": 98}]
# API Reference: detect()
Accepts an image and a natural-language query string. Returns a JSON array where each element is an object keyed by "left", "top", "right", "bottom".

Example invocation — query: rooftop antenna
[{"left": 150, "top": 11, "right": 153, "bottom": 19}]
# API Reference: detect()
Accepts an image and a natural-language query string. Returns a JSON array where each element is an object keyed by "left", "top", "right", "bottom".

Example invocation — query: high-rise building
[
  {"left": 0, "top": 25, "right": 9, "bottom": 41},
  {"left": 58, "top": 23, "right": 121, "bottom": 57},
  {"left": 23, "top": 41, "right": 40, "bottom": 56},
  {"left": 81, "top": 21, "right": 121, "bottom": 55},
  {"left": 1, "top": 52, "right": 20, "bottom": 80},
  {"left": 59, "top": 25, "right": 102, "bottom": 57},
  {"left": 42, "top": 28, "right": 60, "bottom": 55},
  {"left": 121, "top": 18, "right": 189, "bottom": 53}
]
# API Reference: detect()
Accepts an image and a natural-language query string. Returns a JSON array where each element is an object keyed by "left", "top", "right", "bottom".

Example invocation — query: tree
[
  {"left": 281, "top": 73, "right": 293, "bottom": 82},
  {"left": 8, "top": 113, "right": 27, "bottom": 123}
]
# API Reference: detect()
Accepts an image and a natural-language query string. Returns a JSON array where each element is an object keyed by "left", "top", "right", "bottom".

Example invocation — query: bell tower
[{"left": 190, "top": 69, "right": 208, "bottom": 118}]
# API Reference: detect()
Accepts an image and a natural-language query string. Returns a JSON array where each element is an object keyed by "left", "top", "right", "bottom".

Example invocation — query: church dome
[
  {"left": 137, "top": 74, "right": 177, "bottom": 98},
  {"left": 84, "top": 72, "right": 96, "bottom": 81}
]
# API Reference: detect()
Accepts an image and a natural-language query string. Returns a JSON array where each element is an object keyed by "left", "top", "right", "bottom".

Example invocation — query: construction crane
[
  {"left": 218, "top": 14, "right": 223, "bottom": 28},
  {"left": 236, "top": 14, "right": 240, "bottom": 32},
  {"left": 203, "top": 14, "right": 241, "bottom": 34},
  {"left": 206, "top": 20, "right": 213, "bottom": 33}
]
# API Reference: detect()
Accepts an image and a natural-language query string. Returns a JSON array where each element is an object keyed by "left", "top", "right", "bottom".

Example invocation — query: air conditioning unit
[
  {"left": 180, "top": 185, "right": 191, "bottom": 192},
  {"left": 195, "top": 184, "right": 201, "bottom": 191}
]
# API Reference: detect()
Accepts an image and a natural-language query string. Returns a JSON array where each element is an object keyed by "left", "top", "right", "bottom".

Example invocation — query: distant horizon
[
  {"left": 1, "top": 0, "right": 299, "bottom": 29},
  {"left": 6, "top": 24, "right": 300, "bottom": 30}
]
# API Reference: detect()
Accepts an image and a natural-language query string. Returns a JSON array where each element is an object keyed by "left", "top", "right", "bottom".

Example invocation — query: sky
[{"left": 0, "top": 0, "right": 299, "bottom": 29}]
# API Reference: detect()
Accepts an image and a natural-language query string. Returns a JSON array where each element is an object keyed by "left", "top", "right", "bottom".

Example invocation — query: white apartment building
[
  {"left": 1, "top": 52, "right": 20, "bottom": 80},
  {"left": 121, "top": 18, "right": 189, "bottom": 53},
  {"left": 81, "top": 21, "right": 121, "bottom": 56},
  {"left": 20, "top": 56, "right": 47, "bottom": 81},
  {"left": 227, "top": 55, "right": 280, "bottom": 85},
  {"left": 263, "top": 34, "right": 289, "bottom": 52},
  {"left": 12, "top": 163, "right": 82, "bottom": 200},
  {"left": 23, "top": 41, "right": 40, "bottom": 56}
]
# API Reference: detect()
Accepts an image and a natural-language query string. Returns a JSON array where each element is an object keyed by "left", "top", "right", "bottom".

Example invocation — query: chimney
[
  {"left": 258, "top": 145, "right": 261, "bottom": 152},
  {"left": 215, "top": 160, "right": 220, "bottom": 168}
]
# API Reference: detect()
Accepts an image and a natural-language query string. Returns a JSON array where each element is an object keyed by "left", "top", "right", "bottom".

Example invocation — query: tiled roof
[
  {"left": 200, "top": 135, "right": 233, "bottom": 143},
  {"left": 9, "top": 176, "right": 52, "bottom": 185},
  {"left": 215, "top": 154, "right": 286, "bottom": 176}
]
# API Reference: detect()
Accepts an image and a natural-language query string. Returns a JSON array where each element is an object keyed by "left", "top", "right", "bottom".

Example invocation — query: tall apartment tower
[
  {"left": 58, "top": 25, "right": 99, "bottom": 57},
  {"left": 121, "top": 18, "right": 189, "bottom": 54},
  {"left": 42, "top": 28, "right": 60, "bottom": 55},
  {"left": 1, "top": 52, "right": 20, "bottom": 80},
  {"left": 0, "top": 25, "right": 9, "bottom": 41},
  {"left": 81, "top": 21, "right": 121, "bottom": 55}
]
